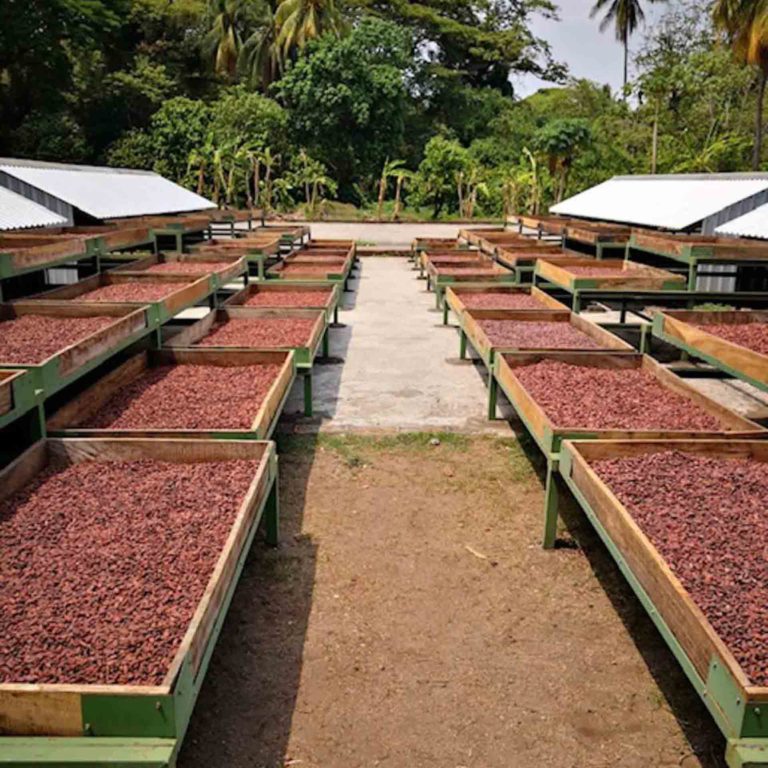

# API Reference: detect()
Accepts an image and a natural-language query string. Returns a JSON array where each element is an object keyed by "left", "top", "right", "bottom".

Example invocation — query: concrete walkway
[{"left": 286, "top": 257, "right": 511, "bottom": 432}]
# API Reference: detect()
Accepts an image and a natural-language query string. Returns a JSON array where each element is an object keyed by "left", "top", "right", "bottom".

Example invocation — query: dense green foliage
[{"left": 1, "top": 0, "right": 767, "bottom": 218}]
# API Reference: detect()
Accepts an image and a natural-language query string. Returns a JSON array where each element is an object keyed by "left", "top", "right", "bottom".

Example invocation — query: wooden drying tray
[
  {"left": 536, "top": 258, "right": 686, "bottom": 292},
  {"left": 267, "top": 259, "right": 351, "bottom": 283},
  {"left": 0, "top": 368, "right": 39, "bottom": 431},
  {"left": 110, "top": 252, "right": 247, "bottom": 291},
  {"left": 207, "top": 209, "right": 255, "bottom": 223},
  {"left": 491, "top": 352, "right": 764, "bottom": 548},
  {"left": 630, "top": 229, "right": 768, "bottom": 264},
  {"left": 652, "top": 310, "right": 768, "bottom": 392},
  {"left": 47, "top": 348, "right": 296, "bottom": 440},
  {"left": 0, "top": 302, "right": 150, "bottom": 397},
  {"left": 164, "top": 307, "right": 328, "bottom": 416},
  {"left": 0, "top": 436, "right": 278, "bottom": 767},
  {"left": 444, "top": 285, "right": 569, "bottom": 325},
  {"left": 458, "top": 228, "right": 508, "bottom": 246},
  {"left": 224, "top": 281, "right": 341, "bottom": 323},
  {"left": 23, "top": 272, "right": 212, "bottom": 326},
  {"left": 512, "top": 214, "right": 573, "bottom": 236},
  {"left": 164, "top": 307, "right": 327, "bottom": 370},
  {"left": 459, "top": 307, "right": 633, "bottom": 369},
  {"left": 0, "top": 232, "right": 88, "bottom": 279},
  {"left": 193, "top": 236, "right": 281, "bottom": 256},
  {"left": 558, "top": 438, "right": 768, "bottom": 768},
  {"left": 564, "top": 223, "right": 631, "bottom": 244}
]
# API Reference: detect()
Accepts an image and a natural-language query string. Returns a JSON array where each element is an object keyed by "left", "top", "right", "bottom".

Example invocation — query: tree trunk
[
  {"left": 393, "top": 176, "right": 403, "bottom": 220},
  {"left": 265, "top": 165, "right": 273, "bottom": 210},
  {"left": 244, "top": 167, "right": 252, "bottom": 209},
  {"left": 197, "top": 166, "right": 205, "bottom": 195},
  {"left": 754, "top": 68, "right": 767, "bottom": 171},
  {"left": 377, "top": 175, "right": 386, "bottom": 220},
  {"left": 623, "top": 35, "right": 628, "bottom": 90},
  {"left": 253, "top": 161, "right": 261, "bottom": 207},
  {"left": 651, "top": 100, "right": 659, "bottom": 174}
]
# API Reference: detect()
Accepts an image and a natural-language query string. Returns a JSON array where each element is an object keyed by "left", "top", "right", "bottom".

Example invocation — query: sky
[{"left": 512, "top": 0, "right": 677, "bottom": 98}]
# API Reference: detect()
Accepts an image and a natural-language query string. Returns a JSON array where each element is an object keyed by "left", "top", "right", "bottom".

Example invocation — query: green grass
[{"left": 279, "top": 431, "right": 535, "bottom": 478}]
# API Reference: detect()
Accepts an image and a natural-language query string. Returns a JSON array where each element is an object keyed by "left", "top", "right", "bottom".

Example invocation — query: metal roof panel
[
  {"left": 551, "top": 175, "right": 768, "bottom": 230},
  {"left": 715, "top": 203, "right": 768, "bottom": 239},
  {"left": 0, "top": 186, "right": 68, "bottom": 231},
  {"left": 0, "top": 159, "right": 215, "bottom": 220}
]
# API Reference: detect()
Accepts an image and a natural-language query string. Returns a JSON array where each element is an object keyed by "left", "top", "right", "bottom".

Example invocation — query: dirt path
[{"left": 180, "top": 434, "right": 723, "bottom": 768}]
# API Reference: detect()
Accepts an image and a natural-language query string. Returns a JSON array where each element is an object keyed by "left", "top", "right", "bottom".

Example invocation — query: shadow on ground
[
  {"left": 179, "top": 435, "right": 321, "bottom": 768},
  {"left": 494, "top": 385, "right": 727, "bottom": 768}
]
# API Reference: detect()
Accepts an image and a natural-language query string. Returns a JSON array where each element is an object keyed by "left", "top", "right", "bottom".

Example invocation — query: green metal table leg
[
  {"left": 435, "top": 288, "right": 441, "bottom": 310},
  {"left": 542, "top": 459, "right": 559, "bottom": 550},
  {"left": 333, "top": 306, "right": 339, "bottom": 325},
  {"left": 303, "top": 372, "right": 313, "bottom": 417},
  {"left": 264, "top": 482, "right": 280, "bottom": 546},
  {"left": 488, "top": 374, "right": 498, "bottom": 420},
  {"left": 688, "top": 261, "right": 697, "bottom": 291},
  {"left": 572, "top": 293, "right": 582, "bottom": 313},
  {"left": 442, "top": 301, "right": 449, "bottom": 325},
  {"left": 258, "top": 259, "right": 264, "bottom": 280},
  {"left": 175, "top": 233, "right": 183, "bottom": 254},
  {"left": 459, "top": 330, "right": 467, "bottom": 360},
  {"left": 639, "top": 323, "right": 649, "bottom": 354},
  {"left": 322, "top": 329, "right": 330, "bottom": 358}
]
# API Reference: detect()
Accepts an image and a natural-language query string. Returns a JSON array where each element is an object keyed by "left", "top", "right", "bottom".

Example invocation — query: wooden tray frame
[
  {"left": 0, "top": 437, "right": 278, "bottom": 765},
  {"left": 459, "top": 308, "right": 633, "bottom": 369},
  {"left": 47, "top": 349, "right": 296, "bottom": 440},
  {"left": 22, "top": 273, "right": 212, "bottom": 326},
  {"left": 224, "top": 281, "right": 340, "bottom": 323},
  {"left": 490, "top": 352, "right": 764, "bottom": 547},
  {"left": 652, "top": 310, "right": 768, "bottom": 392},
  {"left": 110, "top": 253, "right": 247, "bottom": 290},
  {"left": 0, "top": 302, "right": 151, "bottom": 397},
  {"left": 443, "top": 285, "right": 568, "bottom": 325},
  {"left": 536, "top": 257, "right": 686, "bottom": 292},
  {"left": 558, "top": 438, "right": 768, "bottom": 766}
]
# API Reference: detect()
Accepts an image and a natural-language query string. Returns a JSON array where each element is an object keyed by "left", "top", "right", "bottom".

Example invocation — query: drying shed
[
  {"left": 550, "top": 173, "right": 768, "bottom": 233},
  {"left": 715, "top": 202, "right": 768, "bottom": 240},
  {"left": 0, "top": 186, "right": 67, "bottom": 231},
  {"left": 0, "top": 158, "right": 214, "bottom": 226}
]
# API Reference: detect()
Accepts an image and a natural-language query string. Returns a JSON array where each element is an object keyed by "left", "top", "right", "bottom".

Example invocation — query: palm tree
[
  {"left": 712, "top": 0, "right": 768, "bottom": 170},
  {"left": 590, "top": 0, "right": 665, "bottom": 89},
  {"left": 376, "top": 158, "right": 407, "bottom": 219},
  {"left": 240, "top": 5, "right": 281, "bottom": 88},
  {"left": 274, "top": 0, "right": 342, "bottom": 59},
  {"left": 204, "top": 0, "right": 246, "bottom": 79}
]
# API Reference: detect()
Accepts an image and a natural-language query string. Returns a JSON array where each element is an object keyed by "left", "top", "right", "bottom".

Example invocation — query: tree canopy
[{"left": 1, "top": 0, "right": 767, "bottom": 218}]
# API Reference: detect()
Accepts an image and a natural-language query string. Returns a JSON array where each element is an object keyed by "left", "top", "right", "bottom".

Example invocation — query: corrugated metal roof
[
  {"left": 0, "top": 185, "right": 67, "bottom": 231},
  {"left": 715, "top": 203, "right": 768, "bottom": 239},
  {"left": 551, "top": 174, "right": 768, "bottom": 231},
  {"left": 0, "top": 158, "right": 215, "bottom": 220}
]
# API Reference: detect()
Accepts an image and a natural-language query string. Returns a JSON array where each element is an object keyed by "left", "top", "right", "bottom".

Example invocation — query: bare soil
[{"left": 180, "top": 433, "right": 724, "bottom": 768}]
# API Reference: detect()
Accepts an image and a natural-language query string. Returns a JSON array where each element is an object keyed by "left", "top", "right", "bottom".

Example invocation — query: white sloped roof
[
  {"left": 715, "top": 203, "right": 768, "bottom": 239},
  {"left": 551, "top": 174, "right": 768, "bottom": 231},
  {"left": 0, "top": 159, "right": 215, "bottom": 220},
  {"left": 0, "top": 185, "right": 67, "bottom": 231}
]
